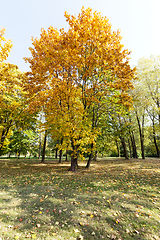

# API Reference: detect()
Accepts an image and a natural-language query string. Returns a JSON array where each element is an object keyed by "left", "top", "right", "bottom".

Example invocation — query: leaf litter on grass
[{"left": 0, "top": 157, "right": 160, "bottom": 239}]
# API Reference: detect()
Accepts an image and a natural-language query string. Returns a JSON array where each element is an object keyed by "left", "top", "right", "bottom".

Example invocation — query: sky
[{"left": 1, "top": 0, "right": 160, "bottom": 72}]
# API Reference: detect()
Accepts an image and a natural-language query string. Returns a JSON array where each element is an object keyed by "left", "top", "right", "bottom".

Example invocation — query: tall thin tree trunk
[
  {"left": 120, "top": 137, "right": 129, "bottom": 159},
  {"left": 55, "top": 140, "right": 59, "bottom": 159},
  {"left": 86, "top": 143, "right": 93, "bottom": 168},
  {"left": 152, "top": 118, "right": 160, "bottom": 157},
  {"left": 94, "top": 150, "right": 98, "bottom": 161},
  {"left": 129, "top": 117, "right": 138, "bottom": 159},
  {"left": 115, "top": 139, "right": 120, "bottom": 157},
  {"left": 38, "top": 132, "right": 41, "bottom": 159},
  {"left": 65, "top": 150, "right": 68, "bottom": 161},
  {"left": 59, "top": 138, "right": 63, "bottom": 163},
  {"left": 131, "top": 131, "right": 138, "bottom": 158},
  {"left": 41, "top": 131, "right": 47, "bottom": 163},
  {"left": 59, "top": 149, "right": 62, "bottom": 163},
  {"left": 128, "top": 138, "right": 132, "bottom": 158},
  {"left": 55, "top": 148, "right": 58, "bottom": 159},
  {"left": 136, "top": 111, "right": 145, "bottom": 159}
]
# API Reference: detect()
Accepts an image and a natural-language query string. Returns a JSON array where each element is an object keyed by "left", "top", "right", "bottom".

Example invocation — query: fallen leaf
[
  {"left": 80, "top": 211, "right": 85, "bottom": 215},
  {"left": 13, "top": 226, "right": 19, "bottom": 229},
  {"left": 77, "top": 235, "right": 83, "bottom": 240},
  {"left": 79, "top": 222, "right": 84, "bottom": 226},
  {"left": 31, "top": 234, "right": 36, "bottom": 239},
  {"left": 52, "top": 233, "right": 57, "bottom": 236}
]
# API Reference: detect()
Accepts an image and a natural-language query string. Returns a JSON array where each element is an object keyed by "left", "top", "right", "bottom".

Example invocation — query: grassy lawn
[{"left": 0, "top": 157, "right": 160, "bottom": 240}]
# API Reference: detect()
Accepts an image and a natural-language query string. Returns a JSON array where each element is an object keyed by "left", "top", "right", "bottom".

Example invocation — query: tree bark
[
  {"left": 41, "top": 131, "right": 47, "bottom": 163},
  {"left": 86, "top": 143, "right": 93, "bottom": 168},
  {"left": 55, "top": 139, "right": 59, "bottom": 159},
  {"left": 131, "top": 131, "right": 138, "bottom": 158},
  {"left": 152, "top": 117, "right": 160, "bottom": 157},
  {"left": 59, "top": 138, "right": 63, "bottom": 163},
  {"left": 120, "top": 137, "right": 129, "bottom": 159},
  {"left": 136, "top": 111, "right": 145, "bottom": 159},
  {"left": 115, "top": 139, "right": 120, "bottom": 157},
  {"left": 69, "top": 140, "right": 79, "bottom": 172},
  {"left": 55, "top": 148, "right": 58, "bottom": 159},
  {"left": 0, "top": 122, "right": 12, "bottom": 151},
  {"left": 65, "top": 150, "right": 68, "bottom": 161},
  {"left": 128, "top": 117, "right": 138, "bottom": 159},
  {"left": 128, "top": 138, "right": 132, "bottom": 158},
  {"left": 70, "top": 154, "right": 77, "bottom": 172},
  {"left": 38, "top": 132, "right": 41, "bottom": 159}
]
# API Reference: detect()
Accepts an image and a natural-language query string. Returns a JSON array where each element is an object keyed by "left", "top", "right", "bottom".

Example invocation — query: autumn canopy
[{"left": 22, "top": 7, "right": 136, "bottom": 171}]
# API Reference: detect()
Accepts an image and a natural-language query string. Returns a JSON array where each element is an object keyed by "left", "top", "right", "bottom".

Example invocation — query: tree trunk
[
  {"left": 69, "top": 139, "right": 79, "bottom": 172},
  {"left": 70, "top": 154, "right": 77, "bottom": 172},
  {"left": 59, "top": 149, "right": 62, "bottom": 163},
  {"left": 136, "top": 111, "right": 145, "bottom": 159},
  {"left": 59, "top": 138, "right": 63, "bottom": 163},
  {"left": 41, "top": 131, "right": 47, "bottom": 163},
  {"left": 55, "top": 148, "right": 58, "bottom": 159},
  {"left": 94, "top": 150, "right": 98, "bottom": 161},
  {"left": 128, "top": 138, "right": 132, "bottom": 158},
  {"left": 120, "top": 137, "right": 129, "bottom": 159},
  {"left": 86, "top": 153, "right": 92, "bottom": 168},
  {"left": 152, "top": 118, "right": 160, "bottom": 157},
  {"left": 86, "top": 143, "right": 93, "bottom": 168},
  {"left": 131, "top": 131, "right": 138, "bottom": 158},
  {"left": 38, "top": 132, "right": 41, "bottom": 159},
  {"left": 0, "top": 124, "right": 11, "bottom": 151},
  {"left": 55, "top": 140, "right": 59, "bottom": 159},
  {"left": 65, "top": 150, "right": 68, "bottom": 161},
  {"left": 115, "top": 139, "right": 120, "bottom": 157}
]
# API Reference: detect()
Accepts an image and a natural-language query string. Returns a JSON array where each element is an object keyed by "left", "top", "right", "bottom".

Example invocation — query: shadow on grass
[{"left": 0, "top": 158, "right": 160, "bottom": 239}]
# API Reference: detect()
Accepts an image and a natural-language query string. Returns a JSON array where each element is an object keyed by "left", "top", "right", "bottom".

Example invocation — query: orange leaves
[{"left": 24, "top": 7, "right": 135, "bottom": 157}]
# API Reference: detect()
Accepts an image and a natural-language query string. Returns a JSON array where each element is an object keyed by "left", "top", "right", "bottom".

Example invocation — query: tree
[
  {"left": 0, "top": 28, "right": 37, "bottom": 154},
  {"left": 137, "top": 56, "right": 160, "bottom": 124},
  {"left": 8, "top": 129, "right": 38, "bottom": 158},
  {"left": 132, "top": 55, "right": 160, "bottom": 159},
  {"left": 25, "top": 7, "right": 135, "bottom": 171}
]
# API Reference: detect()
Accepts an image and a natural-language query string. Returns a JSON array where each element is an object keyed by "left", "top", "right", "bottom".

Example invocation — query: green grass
[{"left": 0, "top": 157, "right": 160, "bottom": 240}]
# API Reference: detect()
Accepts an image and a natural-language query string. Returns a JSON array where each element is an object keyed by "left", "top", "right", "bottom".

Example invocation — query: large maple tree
[{"left": 25, "top": 7, "right": 135, "bottom": 171}]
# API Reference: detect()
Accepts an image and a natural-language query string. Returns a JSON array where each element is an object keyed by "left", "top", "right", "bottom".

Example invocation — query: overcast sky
[{"left": 1, "top": 0, "right": 160, "bottom": 72}]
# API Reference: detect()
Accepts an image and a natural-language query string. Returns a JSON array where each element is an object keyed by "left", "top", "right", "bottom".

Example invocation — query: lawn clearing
[{"left": 0, "top": 157, "right": 160, "bottom": 240}]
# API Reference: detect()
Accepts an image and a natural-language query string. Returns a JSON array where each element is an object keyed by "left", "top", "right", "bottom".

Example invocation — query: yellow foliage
[{"left": 24, "top": 7, "right": 135, "bottom": 156}]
